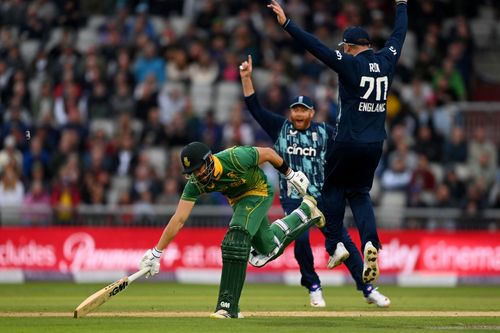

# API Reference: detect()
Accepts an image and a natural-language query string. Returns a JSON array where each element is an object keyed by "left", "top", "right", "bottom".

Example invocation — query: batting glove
[
  {"left": 285, "top": 170, "right": 310, "bottom": 197},
  {"left": 139, "top": 248, "right": 162, "bottom": 278}
]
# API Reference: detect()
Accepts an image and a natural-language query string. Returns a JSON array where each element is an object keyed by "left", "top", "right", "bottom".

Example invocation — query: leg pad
[{"left": 216, "top": 227, "right": 251, "bottom": 317}]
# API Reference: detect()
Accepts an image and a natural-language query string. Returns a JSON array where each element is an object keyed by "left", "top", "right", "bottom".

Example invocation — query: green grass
[{"left": 0, "top": 283, "right": 499, "bottom": 332}]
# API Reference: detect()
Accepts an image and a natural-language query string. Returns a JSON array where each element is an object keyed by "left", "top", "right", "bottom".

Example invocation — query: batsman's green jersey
[{"left": 181, "top": 146, "right": 273, "bottom": 206}]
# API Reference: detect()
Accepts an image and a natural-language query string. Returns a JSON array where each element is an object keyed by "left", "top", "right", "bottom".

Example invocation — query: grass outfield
[{"left": 0, "top": 283, "right": 499, "bottom": 332}]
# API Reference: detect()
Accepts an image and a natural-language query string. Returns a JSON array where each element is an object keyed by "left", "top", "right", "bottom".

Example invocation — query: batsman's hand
[
  {"left": 267, "top": 0, "right": 287, "bottom": 26},
  {"left": 286, "top": 170, "right": 310, "bottom": 197},
  {"left": 139, "top": 248, "right": 161, "bottom": 278},
  {"left": 239, "top": 55, "right": 253, "bottom": 79}
]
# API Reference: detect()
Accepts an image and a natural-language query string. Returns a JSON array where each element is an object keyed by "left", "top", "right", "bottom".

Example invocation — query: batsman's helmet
[{"left": 180, "top": 142, "right": 211, "bottom": 174}]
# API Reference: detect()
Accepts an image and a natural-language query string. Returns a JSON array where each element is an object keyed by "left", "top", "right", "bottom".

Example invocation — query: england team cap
[
  {"left": 289, "top": 95, "right": 314, "bottom": 109},
  {"left": 338, "top": 26, "right": 371, "bottom": 46}
]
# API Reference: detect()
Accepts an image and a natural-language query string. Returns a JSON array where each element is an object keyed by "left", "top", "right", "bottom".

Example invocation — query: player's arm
[
  {"left": 240, "top": 55, "right": 286, "bottom": 142},
  {"left": 267, "top": 0, "right": 353, "bottom": 76},
  {"left": 155, "top": 199, "right": 195, "bottom": 251},
  {"left": 255, "top": 147, "right": 310, "bottom": 196},
  {"left": 140, "top": 196, "right": 196, "bottom": 277},
  {"left": 382, "top": 0, "right": 408, "bottom": 64}
]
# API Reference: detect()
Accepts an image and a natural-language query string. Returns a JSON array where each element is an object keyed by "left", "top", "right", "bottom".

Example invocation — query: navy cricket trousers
[
  {"left": 284, "top": 205, "right": 366, "bottom": 291},
  {"left": 322, "top": 141, "right": 383, "bottom": 252}
]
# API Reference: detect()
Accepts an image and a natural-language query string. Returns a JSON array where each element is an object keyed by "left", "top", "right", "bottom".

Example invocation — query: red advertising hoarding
[{"left": 0, "top": 228, "right": 499, "bottom": 275}]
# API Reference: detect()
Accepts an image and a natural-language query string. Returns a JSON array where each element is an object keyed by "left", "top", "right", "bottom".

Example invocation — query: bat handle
[{"left": 129, "top": 268, "right": 150, "bottom": 283}]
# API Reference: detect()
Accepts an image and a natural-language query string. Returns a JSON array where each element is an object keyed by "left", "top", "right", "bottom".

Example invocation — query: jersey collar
[
  {"left": 356, "top": 48, "right": 373, "bottom": 57},
  {"left": 212, "top": 155, "right": 223, "bottom": 180}
]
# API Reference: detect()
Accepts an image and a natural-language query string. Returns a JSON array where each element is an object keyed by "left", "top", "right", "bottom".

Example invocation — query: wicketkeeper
[{"left": 140, "top": 142, "right": 325, "bottom": 319}]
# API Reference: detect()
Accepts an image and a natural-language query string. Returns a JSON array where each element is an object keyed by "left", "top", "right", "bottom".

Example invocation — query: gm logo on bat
[{"left": 108, "top": 281, "right": 128, "bottom": 297}]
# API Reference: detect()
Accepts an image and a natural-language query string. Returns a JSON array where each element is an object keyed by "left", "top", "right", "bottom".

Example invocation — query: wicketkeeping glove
[
  {"left": 139, "top": 248, "right": 162, "bottom": 278},
  {"left": 285, "top": 170, "right": 310, "bottom": 197}
]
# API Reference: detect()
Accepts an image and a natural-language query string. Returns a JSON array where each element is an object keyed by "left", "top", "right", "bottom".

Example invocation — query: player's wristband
[
  {"left": 395, "top": 0, "right": 407, "bottom": 5},
  {"left": 152, "top": 247, "right": 163, "bottom": 258},
  {"left": 283, "top": 18, "right": 291, "bottom": 28},
  {"left": 276, "top": 160, "right": 290, "bottom": 175}
]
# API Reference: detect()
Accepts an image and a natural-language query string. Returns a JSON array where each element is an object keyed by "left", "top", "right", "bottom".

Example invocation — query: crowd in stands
[{"left": 0, "top": 0, "right": 499, "bottom": 226}]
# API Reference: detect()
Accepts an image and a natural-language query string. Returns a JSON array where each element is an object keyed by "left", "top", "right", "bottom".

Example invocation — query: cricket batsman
[
  {"left": 139, "top": 142, "right": 325, "bottom": 318},
  {"left": 267, "top": 0, "right": 408, "bottom": 285}
]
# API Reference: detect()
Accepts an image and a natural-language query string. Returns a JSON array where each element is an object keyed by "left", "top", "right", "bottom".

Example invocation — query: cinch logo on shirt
[{"left": 286, "top": 144, "right": 317, "bottom": 156}]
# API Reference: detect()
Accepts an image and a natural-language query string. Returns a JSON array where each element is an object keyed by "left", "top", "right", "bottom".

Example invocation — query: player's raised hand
[
  {"left": 267, "top": 0, "right": 287, "bottom": 26},
  {"left": 239, "top": 55, "right": 253, "bottom": 79}
]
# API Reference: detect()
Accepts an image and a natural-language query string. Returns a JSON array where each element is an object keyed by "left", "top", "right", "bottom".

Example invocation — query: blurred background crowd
[{"left": 0, "top": 0, "right": 500, "bottom": 227}]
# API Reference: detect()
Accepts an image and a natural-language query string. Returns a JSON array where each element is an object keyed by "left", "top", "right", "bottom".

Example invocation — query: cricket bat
[{"left": 73, "top": 268, "right": 150, "bottom": 318}]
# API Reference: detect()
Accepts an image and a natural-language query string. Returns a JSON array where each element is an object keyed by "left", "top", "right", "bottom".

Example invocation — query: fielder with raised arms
[
  {"left": 268, "top": 0, "right": 408, "bottom": 288},
  {"left": 240, "top": 54, "right": 390, "bottom": 307},
  {"left": 139, "top": 142, "right": 325, "bottom": 319}
]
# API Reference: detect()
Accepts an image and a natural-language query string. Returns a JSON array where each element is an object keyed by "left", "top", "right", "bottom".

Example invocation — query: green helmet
[{"left": 180, "top": 142, "right": 214, "bottom": 186}]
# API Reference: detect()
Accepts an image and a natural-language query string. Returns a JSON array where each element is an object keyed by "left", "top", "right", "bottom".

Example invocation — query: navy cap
[
  {"left": 289, "top": 95, "right": 314, "bottom": 109},
  {"left": 338, "top": 26, "right": 371, "bottom": 46}
]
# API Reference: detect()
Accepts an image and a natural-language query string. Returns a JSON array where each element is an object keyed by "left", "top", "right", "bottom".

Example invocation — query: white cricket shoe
[
  {"left": 210, "top": 309, "right": 244, "bottom": 319},
  {"left": 302, "top": 195, "right": 325, "bottom": 228},
  {"left": 362, "top": 241, "right": 379, "bottom": 283},
  {"left": 327, "top": 242, "right": 350, "bottom": 269},
  {"left": 365, "top": 288, "right": 390, "bottom": 308},
  {"left": 309, "top": 288, "right": 326, "bottom": 308}
]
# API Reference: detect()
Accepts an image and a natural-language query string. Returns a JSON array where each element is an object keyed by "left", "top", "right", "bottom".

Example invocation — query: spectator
[
  {"left": 165, "top": 48, "right": 190, "bottom": 83},
  {"left": 0, "top": 135, "right": 22, "bottom": 172},
  {"left": 21, "top": 180, "right": 51, "bottom": 225},
  {"left": 133, "top": 42, "right": 165, "bottom": 84},
  {"left": 87, "top": 80, "right": 110, "bottom": 119},
  {"left": 112, "top": 132, "right": 138, "bottom": 177},
  {"left": 381, "top": 157, "right": 412, "bottom": 191},
  {"left": 32, "top": 80, "right": 54, "bottom": 126},
  {"left": 387, "top": 141, "right": 418, "bottom": 173},
  {"left": 443, "top": 125, "right": 468, "bottom": 164},
  {"left": 58, "top": 0, "right": 82, "bottom": 30},
  {"left": 0, "top": 164, "right": 25, "bottom": 224},
  {"left": 22, "top": 136, "right": 50, "bottom": 180},
  {"left": 433, "top": 57, "right": 466, "bottom": 102},
  {"left": 110, "top": 80, "right": 135, "bottom": 115},
  {"left": 124, "top": 3, "right": 156, "bottom": 42},
  {"left": 134, "top": 74, "right": 159, "bottom": 121},
  {"left": 468, "top": 127, "right": 497, "bottom": 186},
  {"left": 165, "top": 112, "right": 191, "bottom": 147},
  {"left": 188, "top": 50, "right": 219, "bottom": 85},
  {"left": 130, "top": 163, "right": 160, "bottom": 202},
  {"left": 20, "top": 4, "right": 47, "bottom": 40},
  {"left": 158, "top": 83, "right": 186, "bottom": 125},
  {"left": 413, "top": 125, "right": 443, "bottom": 163},
  {"left": 50, "top": 159, "right": 81, "bottom": 225},
  {"left": 156, "top": 178, "right": 181, "bottom": 205},
  {"left": 462, "top": 178, "right": 488, "bottom": 220},
  {"left": 201, "top": 110, "right": 223, "bottom": 153},
  {"left": 1, "top": 102, "right": 30, "bottom": 143},
  {"left": 222, "top": 104, "right": 254, "bottom": 147},
  {"left": 140, "top": 107, "right": 166, "bottom": 147},
  {"left": 443, "top": 167, "right": 467, "bottom": 206},
  {"left": 408, "top": 154, "right": 437, "bottom": 207},
  {"left": 434, "top": 184, "right": 454, "bottom": 208}
]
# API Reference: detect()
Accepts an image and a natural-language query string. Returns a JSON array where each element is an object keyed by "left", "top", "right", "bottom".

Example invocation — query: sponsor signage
[{"left": 0, "top": 228, "right": 499, "bottom": 275}]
